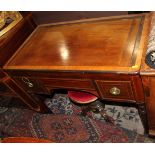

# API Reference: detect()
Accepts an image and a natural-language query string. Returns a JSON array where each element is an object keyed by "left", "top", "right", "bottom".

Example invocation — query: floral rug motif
[
  {"left": 0, "top": 107, "right": 153, "bottom": 143},
  {"left": 45, "top": 94, "right": 144, "bottom": 134},
  {"left": 0, "top": 95, "right": 154, "bottom": 142},
  {"left": 31, "top": 114, "right": 130, "bottom": 143}
]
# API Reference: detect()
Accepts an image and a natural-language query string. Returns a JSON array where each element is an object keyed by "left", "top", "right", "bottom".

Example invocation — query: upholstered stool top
[{"left": 68, "top": 91, "right": 97, "bottom": 104}]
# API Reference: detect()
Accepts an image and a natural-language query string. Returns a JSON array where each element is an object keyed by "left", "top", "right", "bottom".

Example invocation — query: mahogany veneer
[
  {"left": 3, "top": 13, "right": 151, "bottom": 134},
  {"left": 5, "top": 14, "right": 147, "bottom": 72}
]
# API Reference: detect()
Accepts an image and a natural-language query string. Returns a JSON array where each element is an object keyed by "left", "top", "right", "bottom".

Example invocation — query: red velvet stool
[
  {"left": 68, "top": 91, "right": 98, "bottom": 104},
  {"left": 68, "top": 91, "right": 113, "bottom": 123}
]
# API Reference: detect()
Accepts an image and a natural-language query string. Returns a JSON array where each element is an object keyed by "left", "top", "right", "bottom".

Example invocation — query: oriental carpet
[{"left": 0, "top": 94, "right": 154, "bottom": 142}]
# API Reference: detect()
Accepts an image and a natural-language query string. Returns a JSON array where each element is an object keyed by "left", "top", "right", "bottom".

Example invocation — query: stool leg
[
  {"left": 90, "top": 100, "right": 105, "bottom": 113},
  {"left": 80, "top": 100, "right": 104, "bottom": 117},
  {"left": 90, "top": 101, "right": 114, "bottom": 124},
  {"left": 100, "top": 109, "right": 115, "bottom": 124},
  {"left": 79, "top": 100, "right": 114, "bottom": 125},
  {"left": 80, "top": 105, "right": 91, "bottom": 116}
]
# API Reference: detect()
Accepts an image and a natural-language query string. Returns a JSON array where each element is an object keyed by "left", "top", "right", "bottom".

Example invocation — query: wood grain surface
[{"left": 4, "top": 14, "right": 149, "bottom": 73}]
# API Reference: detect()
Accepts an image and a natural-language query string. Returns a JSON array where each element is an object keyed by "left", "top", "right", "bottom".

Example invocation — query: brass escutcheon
[
  {"left": 110, "top": 87, "right": 120, "bottom": 95},
  {"left": 21, "top": 77, "right": 34, "bottom": 88}
]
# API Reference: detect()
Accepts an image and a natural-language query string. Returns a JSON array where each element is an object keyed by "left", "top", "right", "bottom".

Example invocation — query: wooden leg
[
  {"left": 3, "top": 77, "right": 50, "bottom": 113},
  {"left": 90, "top": 100, "right": 105, "bottom": 113},
  {"left": 99, "top": 110, "right": 115, "bottom": 124},
  {"left": 90, "top": 100, "right": 114, "bottom": 124},
  {"left": 29, "top": 93, "right": 52, "bottom": 113},
  {"left": 80, "top": 105, "right": 91, "bottom": 116},
  {"left": 141, "top": 76, "right": 155, "bottom": 136},
  {"left": 137, "top": 103, "right": 148, "bottom": 134},
  {"left": 80, "top": 101, "right": 104, "bottom": 116}
]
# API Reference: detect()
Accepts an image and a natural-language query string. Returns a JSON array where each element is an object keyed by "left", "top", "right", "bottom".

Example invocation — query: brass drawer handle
[
  {"left": 110, "top": 87, "right": 120, "bottom": 95},
  {"left": 21, "top": 77, "right": 34, "bottom": 88}
]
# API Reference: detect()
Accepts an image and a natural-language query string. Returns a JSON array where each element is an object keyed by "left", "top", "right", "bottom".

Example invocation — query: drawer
[
  {"left": 40, "top": 78, "right": 95, "bottom": 90},
  {"left": 95, "top": 80, "right": 135, "bottom": 102},
  {"left": 14, "top": 77, "right": 95, "bottom": 94},
  {"left": 13, "top": 77, "right": 49, "bottom": 94}
]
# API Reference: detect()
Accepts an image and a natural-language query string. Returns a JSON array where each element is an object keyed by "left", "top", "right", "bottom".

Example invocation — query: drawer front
[
  {"left": 14, "top": 77, "right": 95, "bottom": 94},
  {"left": 13, "top": 77, "right": 49, "bottom": 94},
  {"left": 95, "top": 80, "right": 135, "bottom": 101},
  {"left": 40, "top": 78, "right": 95, "bottom": 90}
]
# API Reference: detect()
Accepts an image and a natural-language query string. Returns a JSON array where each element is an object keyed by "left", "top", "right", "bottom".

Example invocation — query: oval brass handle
[
  {"left": 110, "top": 87, "right": 120, "bottom": 95},
  {"left": 21, "top": 77, "right": 34, "bottom": 88},
  {"left": 27, "top": 82, "right": 34, "bottom": 88}
]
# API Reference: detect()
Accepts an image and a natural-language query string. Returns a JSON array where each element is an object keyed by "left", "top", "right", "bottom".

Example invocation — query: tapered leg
[
  {"left": 137, "top": 103, "right": 148, "bottom": 134},
  {"left": 80, "top": 100, "right": 104, "bottom": 116}
]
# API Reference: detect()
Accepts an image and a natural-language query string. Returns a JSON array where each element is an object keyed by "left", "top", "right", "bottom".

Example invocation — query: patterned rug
[
  {"left": 0, "top": 94, "right": 154, "bottom": 142},
  {"left": 0, "top": 107, "right": 153, "bottom": 143},
  {"left": 45, "top": 94, "right": 144, "bottom": 134}
]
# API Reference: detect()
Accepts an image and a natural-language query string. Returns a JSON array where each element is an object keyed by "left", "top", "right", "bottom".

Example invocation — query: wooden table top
[{"left": 4, "top": 14, "right": 150, "bottom": 73}]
